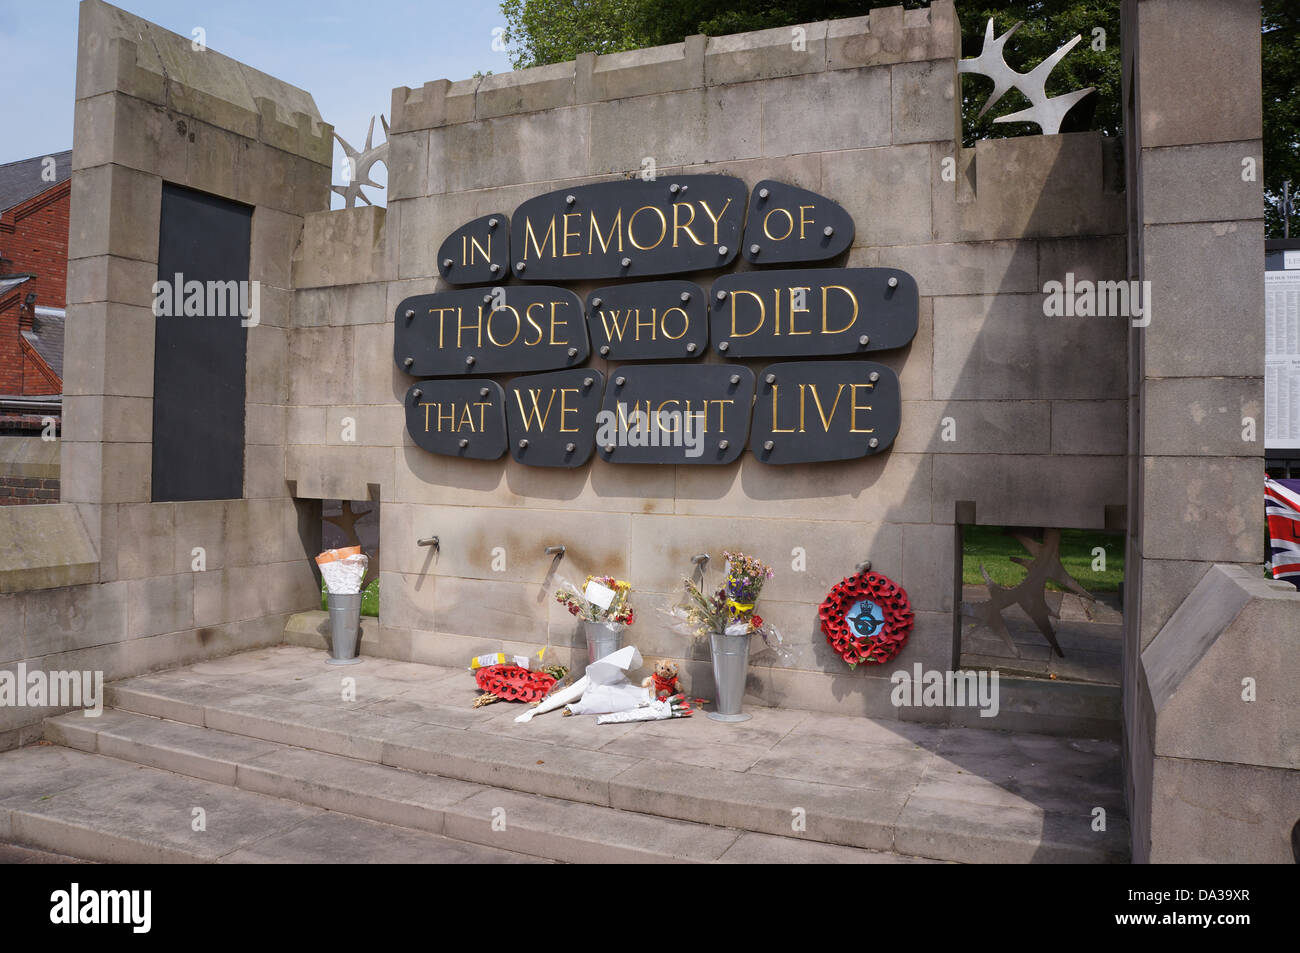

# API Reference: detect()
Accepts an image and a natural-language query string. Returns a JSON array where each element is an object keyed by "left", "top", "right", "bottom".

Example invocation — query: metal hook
[
  {"left": 418, "top": 536, "right": 440, "bottom": 550},
  {"left": 855, "top": 559, "right": 872, "bottom": 574},
  {"left": 544, "top": 545, "right": 566, "bottom": 557}
]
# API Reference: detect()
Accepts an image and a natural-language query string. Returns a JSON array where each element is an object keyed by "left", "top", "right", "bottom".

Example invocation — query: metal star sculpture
[
  {"left": 958, "top": 18, "right": 1095, "bottom": 135},
  {"left": 331, "top": 114, "right": 389, "bottom": 208},
  {"left": 960, "top": 528, "right": 1096, "bottom": 659}
]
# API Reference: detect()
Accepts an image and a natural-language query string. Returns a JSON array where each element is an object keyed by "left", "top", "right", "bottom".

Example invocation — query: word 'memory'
[{"left": 521, "top": 198, "right": 735, "bottom": 262}]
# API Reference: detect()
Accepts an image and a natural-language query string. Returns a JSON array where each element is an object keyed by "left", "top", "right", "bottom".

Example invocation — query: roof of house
[
  {"left": 24, "top": 307, "right": 65, "bottom": 380},
  {"left": 0, "top": 150, "right": 72, "bottom": 213}
]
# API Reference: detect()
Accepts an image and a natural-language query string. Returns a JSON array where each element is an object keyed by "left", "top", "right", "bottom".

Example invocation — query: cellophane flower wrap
[
  {"left": 554, "top": 575, "right": 635, "bottom": 626},
  {"left": 665, "top": 551, "right": 789, "bottom": 658}
]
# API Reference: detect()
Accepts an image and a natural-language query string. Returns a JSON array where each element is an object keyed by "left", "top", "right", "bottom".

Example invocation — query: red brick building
[
  {"left": 0, "top": 150, "right": 70, "bottom": 505},
  {"left": 0, "top": 150, "right": 71, "bottom": 416}
]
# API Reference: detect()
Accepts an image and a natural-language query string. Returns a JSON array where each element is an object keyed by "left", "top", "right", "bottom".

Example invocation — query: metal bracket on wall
[
  {"left": 855, "top": 560, "right": 872, "bottom": 574},
  {"left": 544, "top": 545, "right": 566, "bottom": 559},
  {"left": 691, "top": 553, "right": 709, "bottom": 587},
  {"left": 418, "top": 536, "right": 439, "bottom": 551}
]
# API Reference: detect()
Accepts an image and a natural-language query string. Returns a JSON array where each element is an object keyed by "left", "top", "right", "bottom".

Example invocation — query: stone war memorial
[{"left": 0, "top": 0, "right": 1294, "bottom": 871}]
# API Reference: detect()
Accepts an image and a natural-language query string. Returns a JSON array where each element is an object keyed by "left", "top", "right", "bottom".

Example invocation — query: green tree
[
  {"left": 1263, "top": 0, "right": 1299, "bottom": 237},
  {"left": 499, "top": 0, "right": 644, "bottom": 68}
]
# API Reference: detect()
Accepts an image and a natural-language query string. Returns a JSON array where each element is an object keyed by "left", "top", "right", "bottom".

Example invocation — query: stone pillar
[{"left": 1122, "top": 0, "right": 1267, "bottom": 861}]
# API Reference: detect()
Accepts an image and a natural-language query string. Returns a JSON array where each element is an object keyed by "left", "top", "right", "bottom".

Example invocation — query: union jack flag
[{"left": 1265, "top": 477, "right": 1300, "bottom": 590}]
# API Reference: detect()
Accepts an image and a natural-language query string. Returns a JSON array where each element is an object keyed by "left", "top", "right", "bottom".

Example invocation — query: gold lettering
[
  {"left": 548, "top": 301, "right": 569, "bottom": 345},
  {"left": 561, "top": 213, "right": 581, "bottom": 257},
  {"left": 458, "top": 403, "right": 475, "bottom": 432},
  {"left": 710, "top": 398, "right": 734, "bottom": 432},
  {"left": 588, "top": 209, "right": 623, "bottom": 254},
  {"left": 798, "top": 205, "right": 815, "bottom": 240},
  {"left": 699, "top": 198, "right": 733, "bottom": 244},
  {"left": 849, "top": 383, "right": 874, "bottom": 433},
  {"left": 523, "top": 303, "right": 545, "bottom": 346},
  {"left": 469, "top": 233, "right": 491, "bottom": 264},
  {"left": 821, "top": 285, "right": 858, "bottom": 334},
  {"left": 486, "top": 305, "right": 521, "bottom": 347},
  {"left": 457, "top": 307, "right": 483, "bottom": 348},
  {"left": 599, "top": 309, "right": 631, "bottom": 342},
  {"left": 514, "top": 388, "right": 557, "bottom": 431},
  {"left": 628, "top": 205, "right": 668, "bottom": 251},
  {"left": 770, "top": 385, "right": 795, "bottom": 433},
  {"left": 558, "top": 388, "right": 580, "bottom": 433},
  {"left": 672, "top": 202, "right": 705, "bottom": 248},
  {"left": 432, "top": 307, "right": 456, "bottom": 349},
  {"left": 809, "top": 383, "right": 846, "bottom": 432},
  {"left": 763, "top": 207, "right": 794, "bottom": 242},
  {"left": 729, "top": 289, "right": 765, "bottom": 338},
  {"left": 524, "top": 215, "right": 557, "bottom": 260},
  {"left": 474, "top": 401, "right": 491, "bottom": 431},
  {"left": 656, "top": 399, "right": 681, "bottom": 432},
  {"left": 634, "top": 308, "right": 656, "bottom": 341},
  {"left": 660, "top": 306, "right": 688, "bottom": 340}
]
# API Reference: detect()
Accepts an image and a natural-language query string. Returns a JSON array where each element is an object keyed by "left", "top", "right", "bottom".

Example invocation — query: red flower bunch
[{"left": 819, "top": 571, "right": 913, "bottom": 668}]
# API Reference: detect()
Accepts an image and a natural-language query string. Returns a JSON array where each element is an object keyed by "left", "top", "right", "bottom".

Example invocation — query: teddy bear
[{"left": 641, "top": 659, "right": 681, "bottom": 700}]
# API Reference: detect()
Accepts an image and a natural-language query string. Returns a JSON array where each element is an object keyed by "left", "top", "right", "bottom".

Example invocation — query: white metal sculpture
[
  {"left": 958, "top": 19, "right": 1095, "bottom": 136},
  {"left": 332, "top": 115, "right": 389, "bottom": 208}
]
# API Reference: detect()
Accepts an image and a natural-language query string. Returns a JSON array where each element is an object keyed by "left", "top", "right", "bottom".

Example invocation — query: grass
[
  {"left": 962, "top": 526, "right": 1124, "bottom": 592},
  {"left": 320, "top": 578, "right": 380, "bottom": 617}
]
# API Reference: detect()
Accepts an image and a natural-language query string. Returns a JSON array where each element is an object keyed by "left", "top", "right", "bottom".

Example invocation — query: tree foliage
[{"left": 1262, "top": 0, "right": 1299, "bottom": 237}]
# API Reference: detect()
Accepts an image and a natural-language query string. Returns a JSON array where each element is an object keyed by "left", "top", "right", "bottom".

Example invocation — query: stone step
[
  {"left": 94, "top": 657, "right": 1129, "bottom": 863},
  {"left": 43, "top": 709, "right": 905, "bottom": 864},
  {"left": 0, "top": 743, "right": 542, "bottom": 864}
]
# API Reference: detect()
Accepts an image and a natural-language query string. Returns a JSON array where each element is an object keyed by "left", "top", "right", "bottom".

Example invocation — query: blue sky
[{"left": 0, "top": 0, "right": 518, "bottom": 205}]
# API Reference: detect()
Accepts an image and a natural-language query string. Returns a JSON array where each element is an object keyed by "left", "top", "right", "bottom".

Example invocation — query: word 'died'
[
  {"left": 1042, "top": 272, "right": 1153, "bottom": 327},
  {"left": 152, "top": 273, "right": 260, "bottom": 326},
  {"left": 596, "top": 405, "right": 704, "bottom": 458}
]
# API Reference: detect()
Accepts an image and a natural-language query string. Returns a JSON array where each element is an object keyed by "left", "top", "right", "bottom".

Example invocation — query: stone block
[
  {"left": 760, "top": 69, "right": 890, "bottom": 158},
  {"left": 1140, "top": 457, "right": 1262, "bottom": 563},
  {"left": 249, "top": 206, "right": 303, "bottom": 289},
  {"left": 827, "top": 10, "right": 906, "bottom": 69},
  {"left": 590, "top": 88, "right": 757, "bottom": 176},
  {"left": 578, "top": 37, "right": 705, "bottom": 102},
  {"left": 352, "top": 322, "right": 403, "bottom": 405},
  {"left": 1148, "top": 757, "right": 1300, "bottom": 863},
  {"left": 126, "top": 573, "right": 194, "bottom": 638},
  {"left": 244, "top": 444, "right": 288, "bottom": 499},
  {"left": 322, "top": 404, "right": 405, "bottom": 448},
  {"left": 821, "top": 144, "right": 931, "bottom": 246},
  {"left": 23, "top": 581, "right": 129, "bottom": 656},
  {"left": 386, "top": 130, "right": 429, "bottom": 201},
  {"left": 62, "top": 302, "right": 156, "bottom": 399},
  {"left": 283, "top": 445, "right": 392, "bottom": 501},
  {"left": 882, "top": 240, "right": 1038, "bottom": 297},
  {"left": 933, "top": 453, "right": 1125, "bottom": 529},
  {"left": 377, "top": 571, "right": 436, "bottom": 633},
  {"left": 932, "top": 294, "right": 1127, "bottom": 400},
  {"left": 900, "top": 524, "right": 955, "bottom": 613},
  {"left": 893, "top": 399, "right": 1050, "bottom": 454},
  {"left": 1135, "top": 0, "right": 1262, "bottom": 149},
  {"left": 437, "top": 107, "right": 593, "bottom": 191},
  {"left": 1141, "top": 221, "right": 1264, "bottom": 379},
  {"left": 286, "top": 405, "right": 326, "bottom": 446},
  {"left": 329, "top": 282, "right": 387, "bottom": 327},
  {"left": 68, "top": 163, "right": 161, "bottom": 264},
  {"left": 57, "top": 442, "right": 103, "bottom": 507},
  {"left": 98, "top": 443, "right": 152, "bottom": 504},
  {"left": 292, "top": 207, "right": 387, "bottom": 289},
  {"left": 704, "top": 21, "right": 827, "bottom": 86},
  {"left": 1036, "top": 236, "right": 1127, "bottom": 289},
  {"left": 1142, "top": 377, "right": 1263, "bottom": 456},
  {"left": 476, "top": 60, "right": 575, "bottom": 119},
  {"left": 1145, "top": 564, "right": 1300, "bottom": 771},
  {"left": 245, "top": 402, "right": 285, "bottom": 446},
  {"left": 891, "top": 60, "right": 957, "bottom": 144},
  {"left": 65, "top": 254, "right": 157, "bottom": 308},
  {"left": 1137, "top": 558, "right": 1210, "bottom": 649},
  {"left": 674, "top": 451, "right": 933, "bottom": 523},
  {"left": 0, "top": 505, "right": 100, "bottom": 595},
  {"left": 1050, "top": 400, "right": 1128, "bottom": 456},
  {"left": 193, "top": 560, "right": 318, "bottom": 628},
  {"left": 1141, "top": 140, "right": 1264, "bottom": 226},
  {"left": 113, "top": 502, "right": 175, "bottom": 579},
  {"left": 287, "top": 326, "right": 353, "bottom": 405},
  {"left": 246, "top": 325, "right": 288, "bottom": 404}
]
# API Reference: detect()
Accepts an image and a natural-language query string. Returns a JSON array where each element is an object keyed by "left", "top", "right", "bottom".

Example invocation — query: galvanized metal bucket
[
  {"left": 326, "top": 591, "right": 364, "bottom": 665},
  {"left": 708, "top": 630, "right": 752, "bottom": 722},
  {"left": 583, "top": 620, "right": 623, "bottom": 668}
]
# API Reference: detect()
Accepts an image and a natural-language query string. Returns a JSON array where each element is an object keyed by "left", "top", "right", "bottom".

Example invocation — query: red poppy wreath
[
  {"left": 474, "top": 664, "right": 557, "bottom": 703},
  {"left": 819, "top": 571, "right": 914, "bottom": 667}
]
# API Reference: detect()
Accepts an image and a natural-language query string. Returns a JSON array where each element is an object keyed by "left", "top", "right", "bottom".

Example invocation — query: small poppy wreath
[
  {"left": 474, "top": 664, "right": 557, "bottom": 703},
  {"left": 819, "top": 571, "right": 914, "bottom": 667}
]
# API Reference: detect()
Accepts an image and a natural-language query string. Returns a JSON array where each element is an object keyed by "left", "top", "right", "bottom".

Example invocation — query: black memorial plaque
[
  {"left": 749, "top": 361, "right": 900, "bottom": 465},
  {"left": 437, "top": 213, "right": 510, "bottom": 285},
  {"left": 585, "top": 280, "right": 707, "bottom": 362},
  {"left": 395, "top": 286, "right": 589, "bottom": 376},
  {"left": 510, "top": 175, "right": 746, "bottom": 281},
  {"left": 710, "top": 267, "right": 917, "bottom": 358},
  {"left": 596, "top": 364, "right": 754, "bottom": 465},
  {"left": 152, "top": 183, "right": 251, "bottom": 502},
  {"left": 505, "top": 369, "right": 606, "bottom": 468},
  {"left": 741, "top": 180, "right": 854, "bottom": 265},
  {"left": 404, "top": 379, "right": 507, "bottom": 460}
]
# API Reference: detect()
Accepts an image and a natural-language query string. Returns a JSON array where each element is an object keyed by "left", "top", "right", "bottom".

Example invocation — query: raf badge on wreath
[{"left": 819, "top": 571, "right": 914, "bottom": 668}]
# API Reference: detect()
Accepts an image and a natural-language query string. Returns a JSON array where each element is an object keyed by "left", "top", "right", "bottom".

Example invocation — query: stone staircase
[{"left": 1, "top": 646, "right": 1130, "bottom": 863}]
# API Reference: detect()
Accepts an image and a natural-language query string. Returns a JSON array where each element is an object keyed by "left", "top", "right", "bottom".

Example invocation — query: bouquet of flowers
[
  {"left": 675, "top": 551, "right": 783, "bottom": 651},
  {"left": 554, "top": 575, "right": 635, "bottom": 626}
]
